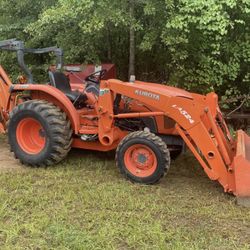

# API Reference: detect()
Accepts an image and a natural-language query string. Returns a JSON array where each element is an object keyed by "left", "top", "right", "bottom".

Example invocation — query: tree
[
  {"left": 0, "top": 0, "right": 248, "bottom": 104},
  {"left": 159, "top": 0, "right": 250, "bottom": 98},
  {"left": 128, "top": 0, "right": 135, "bottom": 79},
  {"left": 0, "top": 0, "right": 58, "bottom": 80}
]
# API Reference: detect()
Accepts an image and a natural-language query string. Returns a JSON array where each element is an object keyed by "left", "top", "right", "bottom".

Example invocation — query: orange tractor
[{"left": 0, "top": 39, "right": 249, "bottom": 205}]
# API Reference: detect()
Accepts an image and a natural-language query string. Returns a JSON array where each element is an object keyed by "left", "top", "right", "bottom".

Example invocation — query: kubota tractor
[{"left": 0, "top": 39, "right": 249, "bottom": 205}]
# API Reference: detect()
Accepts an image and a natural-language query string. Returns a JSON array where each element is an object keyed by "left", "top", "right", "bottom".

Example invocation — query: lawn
[{"left": 0, "top": 136, "right": 249, "bottom": 250}]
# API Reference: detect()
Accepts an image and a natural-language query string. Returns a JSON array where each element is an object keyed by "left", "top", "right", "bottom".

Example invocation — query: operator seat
[{"left": 48, "top": 71, "right": 87, "bottom": 109}]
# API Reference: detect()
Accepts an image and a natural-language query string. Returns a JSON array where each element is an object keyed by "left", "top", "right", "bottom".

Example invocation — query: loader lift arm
[{"left": 97, "top": 79, "right": 250, "bottom": 198}]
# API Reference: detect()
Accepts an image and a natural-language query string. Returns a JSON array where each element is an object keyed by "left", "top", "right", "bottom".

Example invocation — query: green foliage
[
  {"left": 160, "top": 0, "right": 250, "bottom": 98},
  {"left": 26, "top": 0, "right": 138, "bottom": 79},
  {"left": 0, "top": 0, "right": 249, "bottom": 101},
  {"left": 0, "top": 0, "right": 58, "bottom": 81}
]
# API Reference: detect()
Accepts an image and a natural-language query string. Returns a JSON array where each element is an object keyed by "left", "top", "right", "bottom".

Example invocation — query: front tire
[
  {"left": 8, "top": 100, "right": 72, "bottom": 166},
  {"left": 116, "top": 131, "right": 170, "bottom": 184}
]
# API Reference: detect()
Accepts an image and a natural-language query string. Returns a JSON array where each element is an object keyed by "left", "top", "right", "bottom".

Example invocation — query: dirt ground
[{"left": 0, "top": 136, "right": 22, "bottom": 170}]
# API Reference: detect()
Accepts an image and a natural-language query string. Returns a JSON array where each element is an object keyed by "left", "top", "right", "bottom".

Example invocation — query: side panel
[{"left": 72, "top": 138, "right": 119, "bottom": 151}]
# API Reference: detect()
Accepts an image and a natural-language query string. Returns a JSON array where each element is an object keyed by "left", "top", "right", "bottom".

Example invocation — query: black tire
[
  {"left": 116, "top": 131, "right": 170, "bottom": 184},
  {"left": 8, "top": 100, "right": 72, "bottom": 166}
]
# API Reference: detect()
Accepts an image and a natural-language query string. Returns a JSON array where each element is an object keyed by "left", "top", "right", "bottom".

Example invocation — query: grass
[{"left": 0, "top": 136, "right": 250, "bottom": 249}]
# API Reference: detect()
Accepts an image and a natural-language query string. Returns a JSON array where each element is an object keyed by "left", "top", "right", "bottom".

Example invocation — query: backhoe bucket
[{"left": 233, "top": 130, "right": 250, "bottom": 206}]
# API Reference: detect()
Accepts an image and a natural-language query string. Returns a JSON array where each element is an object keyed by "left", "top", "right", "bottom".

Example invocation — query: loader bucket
[{"left": 233, "top": 130, "right": 250, "bottom": 207}]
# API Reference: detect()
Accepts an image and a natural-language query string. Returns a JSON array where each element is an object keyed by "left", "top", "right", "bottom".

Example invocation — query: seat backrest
[
  {"left": 48, "top": 71, "right": 72, "bottom": 93},
  {"left": 85, "top": 82, "right": 99, "bottom": 96}
]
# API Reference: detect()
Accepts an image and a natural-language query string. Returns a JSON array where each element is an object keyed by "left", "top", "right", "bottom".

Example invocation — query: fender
[{"left": 11, "top": 84, "right": 80, "bottom": 133}]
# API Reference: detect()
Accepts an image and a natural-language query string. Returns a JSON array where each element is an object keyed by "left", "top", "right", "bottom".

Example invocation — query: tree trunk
[
  {"left": 107, "top": 26, "right": 112, "bottom": 62},
  {"left": 128, "top": 0, "right": 135, "bottom": 80}
]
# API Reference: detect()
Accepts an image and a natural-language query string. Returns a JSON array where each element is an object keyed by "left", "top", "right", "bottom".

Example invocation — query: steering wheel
[{"left": 85, "top": 69, "right": 107, "bottom": 85}]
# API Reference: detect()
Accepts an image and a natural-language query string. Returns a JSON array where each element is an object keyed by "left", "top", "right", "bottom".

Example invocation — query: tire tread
[
  {"left": 8, "top": 100, "right": 72, "bottom": 167},
  {"left": 115, "top": 131, "right": 170, "bottom": 184}
]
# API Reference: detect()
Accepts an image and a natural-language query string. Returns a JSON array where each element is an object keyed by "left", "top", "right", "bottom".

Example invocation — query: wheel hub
[
  {"left": 16, "top": 118, "right": 46, "bottom": 154},
  {"left": 124, "top": 144, "right": 157, "bottom": 177},
  {"left": 137, "top": 153, "right": 147, "bottom": 164}
]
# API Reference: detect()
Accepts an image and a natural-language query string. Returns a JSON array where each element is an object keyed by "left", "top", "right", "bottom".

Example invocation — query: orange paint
[
  {"left": 16, "top": 118, "right": 46, "bottom": 154},
  {"left": 124, "top": 144, "right": 157, "bottom": 178}
]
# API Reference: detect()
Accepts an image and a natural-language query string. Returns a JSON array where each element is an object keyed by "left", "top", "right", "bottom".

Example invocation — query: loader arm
[{"left": 98, "top": 79, "right": 250, "bottom": 198}]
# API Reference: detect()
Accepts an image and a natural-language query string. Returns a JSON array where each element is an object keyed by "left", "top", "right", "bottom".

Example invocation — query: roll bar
[{"left": 0, "top": 38, "right": 63, "bottom": 83}]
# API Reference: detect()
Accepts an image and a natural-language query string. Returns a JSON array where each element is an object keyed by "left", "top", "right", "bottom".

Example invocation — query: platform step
[{"left": 79, "top": 126, "right": 98, "bottom": 134}]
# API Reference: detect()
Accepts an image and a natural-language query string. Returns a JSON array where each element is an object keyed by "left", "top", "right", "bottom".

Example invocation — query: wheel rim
[
  {"left": 16, "top": 118, "right": 46, "bottom": 154},
  {"left": 124, "top": 144, "right": 157, "bottom": 177}
]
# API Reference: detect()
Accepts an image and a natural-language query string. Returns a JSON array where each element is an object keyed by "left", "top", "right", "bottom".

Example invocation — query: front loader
[{"left": 0, "top": 39, "right": 249, "bottom": 205}]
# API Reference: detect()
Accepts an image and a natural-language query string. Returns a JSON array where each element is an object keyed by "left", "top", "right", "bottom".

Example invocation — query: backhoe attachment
[
  {"left": 0, "top": 38, "right": 63, "bottom": 83},
  {"left": 0, "top": 39, "right": 64, "bottom": 133}
]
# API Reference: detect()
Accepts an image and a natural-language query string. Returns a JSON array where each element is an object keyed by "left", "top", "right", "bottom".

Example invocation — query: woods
[
  {"left": 0, "top": 2, "right": 250, "bottom": 248},
  {"left": 0, "top": 0, "right": 249, "bottom": 101}
]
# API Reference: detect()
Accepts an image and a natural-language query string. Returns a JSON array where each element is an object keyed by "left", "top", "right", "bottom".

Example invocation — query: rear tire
[
  {"left": 8, "top": 100, "right": 72, "bottom": 166},
  {"left": 116, "top": 131, "right": 170, "bottom": 184}
]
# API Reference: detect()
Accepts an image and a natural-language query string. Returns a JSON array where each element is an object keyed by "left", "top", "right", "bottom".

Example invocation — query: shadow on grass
[{"left": 66, "top": 147, "right": 227, "bottom": 201}]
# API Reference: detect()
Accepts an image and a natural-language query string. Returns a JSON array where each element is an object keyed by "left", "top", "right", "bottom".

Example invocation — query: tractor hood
[{"left": 135, "top": 81, "right": 194, "bottom": 99}]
